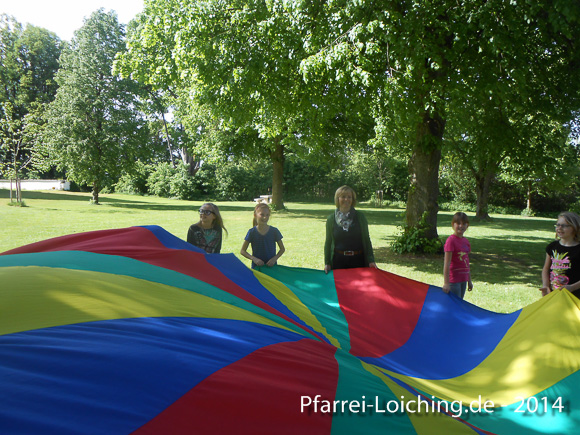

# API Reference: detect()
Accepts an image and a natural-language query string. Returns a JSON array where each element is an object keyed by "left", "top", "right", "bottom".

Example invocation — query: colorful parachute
[{"left": 1, "top": 226, "right": 579, "bottom": 434}]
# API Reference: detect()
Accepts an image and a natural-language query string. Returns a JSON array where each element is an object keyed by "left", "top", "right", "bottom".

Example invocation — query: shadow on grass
[
  {"left": 375, "top": 236, "right": 546, "bottom": 287},
  {"left": 0, "top": 189, "right": 263, "bottom": 212},
  {"left": 444, "top": 214, "right": 555, "bottom": 232},
  {"left": 0, "top": 189, "right": 158, "bottom": 206},
  {"left": 105, "top": 202, "right": 265, "bottom": 212},
  {"left": 0, "top": 189, "right": 94, "bottom": 202}
]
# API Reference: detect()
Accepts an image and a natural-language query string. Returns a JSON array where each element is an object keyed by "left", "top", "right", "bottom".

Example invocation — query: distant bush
[
  {"left": 115, "top": 161, "right": 151, "bottom": 195},
  {"left": 439, "top": 201, "right": 476, "bottom": 213},
  {"left": 147, "top": 162, "right": 200, "bottom": 200},
  {"left": 213, "top": 160, "right": 271, "bottom": 201}
]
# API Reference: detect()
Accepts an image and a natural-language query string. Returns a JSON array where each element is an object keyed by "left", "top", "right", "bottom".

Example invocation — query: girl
[
  {"left": 442, "top": 212, "right": 473, "bottom": 299},
  {"left": 241, "top": 203, "right": 285, "bottom": 268},
  {"left": 187, "top": 203, "right": 227, "bottom": 253},
  {"left": 540, "top": 211, "right": 580, "bottom": 298}
]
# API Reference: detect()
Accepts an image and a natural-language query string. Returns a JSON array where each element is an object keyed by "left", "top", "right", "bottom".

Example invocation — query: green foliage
[
  {"left": 6, "top": 199, "right": 26, "bottom": 207},
  {"left": 283, "top": 156, "right": 336, "bottom": 202},
  {"left": 146, "top": 163, "right": 174, "bottom": 198},
  {"left": 146, "top": 162, "right": 200, "bottom": 200},
  {"left": 0, "top": 16, "right": 61, "bottom": 184},
  {"left": 521, "top": 207, "right": 536, "bottom": 217},
  {"left": 169, "top": 163, "right": 200, "bottom": 201},
  {"left": 202, "top": 159, "right": 272, "bottom": 201},
  {"left": 391, "top": 212, "right": 443, "bottom": 255},
  {"left": 341, "top": 149, "right": 409, "bottom": 202},
  {"left": 43, "top": 10, "right": 149, "bottom": 203},
  {"left": 114, "top": 161, "right": 151, "bottom": 195},
  {"left": 119, "top": 0, "right": 376, "bottom": 208},
  {"left": 439, "top": 201, "right": 476, "bottom": 214}
]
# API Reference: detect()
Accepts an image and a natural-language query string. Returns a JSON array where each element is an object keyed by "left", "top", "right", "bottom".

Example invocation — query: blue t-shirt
[{"left": 244, "top": 226, "right": 283, "bottom": 268}]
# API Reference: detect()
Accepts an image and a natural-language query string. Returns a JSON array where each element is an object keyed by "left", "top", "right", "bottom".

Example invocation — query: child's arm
[
  {"left": 540, "top": 253, "right": 552, "bottom": 296},
  {"left": 241, "top": 240, "right": 264, "bottom": 267},
  {"left": 564, "top": 280, "right": 580, "bottom": 293},
  {"left": 468, "top": 248, "right": 473, "bottom": 291},
  {"left": 442, "top": 251, "right": 452, "bottom": 293},
  {"left": 266, "top": 239, "right": 285, "bottom": 267}
]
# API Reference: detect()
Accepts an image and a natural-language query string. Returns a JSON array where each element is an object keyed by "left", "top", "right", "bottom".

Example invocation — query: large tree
[
  {"left": 0, "top": 15, "right": 61, "bottom": 201},
  {"left": 295, "top": 0, "right": 580, "bottom": 237},
  {"left": 121, "top": 0, "right": 580, "bottom": 223},
  {"left": 119, "top": 0, "right": 373, "bottom": 209},
  {"left": 44, "top": 9, "right": 147, "bottom": 204},
  {"left": 440, "top": 0, "right": 580, "bottom": 220}
]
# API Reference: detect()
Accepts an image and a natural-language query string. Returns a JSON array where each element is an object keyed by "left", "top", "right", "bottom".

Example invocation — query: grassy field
[{"left": 0, "top": 189, "right": 555, "bottom": 313}]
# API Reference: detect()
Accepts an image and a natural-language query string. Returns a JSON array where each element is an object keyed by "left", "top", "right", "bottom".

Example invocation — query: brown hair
[
  {"left": 557, "top": 211, "right": 580, "bottom": 242},
  {"left": 197, "top": 203, "right": 227, "bottom": 235},
  {"left": 334, "top": 185, "right": 357, "bottom": 208},
  {"left": 451, "top": 212, "right": 469, "bottom": 226},
  {"left": 253, "top": 203, "right": 271, "bottom": 227}
]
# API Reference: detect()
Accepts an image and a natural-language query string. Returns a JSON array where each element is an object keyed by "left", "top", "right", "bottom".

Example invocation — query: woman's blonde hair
[
  {"left": 253, "top": 202, "right": 271, "bottom": 227},
  {"left": 558, "top": 211, "right": 580, "bottom": 242},
  {"left": 334, "top": 185, "right": 357, "bottom": 208},
  {"left": 198, "top": 203, "right": 227, "bottom": 234}
]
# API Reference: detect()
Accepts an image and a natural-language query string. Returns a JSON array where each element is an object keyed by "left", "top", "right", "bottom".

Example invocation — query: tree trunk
[
  {"left": 179, "top": 147, "right": 202, "bottom": 176},
  {"left": 406, "top": 112, "right": 444, "bottom": 239},
  {"left": 161, "top": 113, "right": 175, "bottom": 167},
  {"left": 474, "top": 171, "right": 494, "bottom": 221},
  {"left": 92, "top": 181, "right": 100, "bottom": 204},
  {"left": 270, "top": 137, "right": 285, "bottom": 210},
  {"left": 526, "top": 180, "right": 532, "bottom": 210},
  {"left": 16, "top": 176, "right": 22, "bottom": 203}
]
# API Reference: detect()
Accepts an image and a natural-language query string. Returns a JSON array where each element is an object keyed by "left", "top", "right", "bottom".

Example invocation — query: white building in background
[{"left": 0, "top": 179, "right": 70, "bottom": 191}]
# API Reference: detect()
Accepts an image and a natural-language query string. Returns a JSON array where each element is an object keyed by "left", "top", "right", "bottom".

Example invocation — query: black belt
[{"left": 335, "top": 250, "right": 362, "bottom": 256}]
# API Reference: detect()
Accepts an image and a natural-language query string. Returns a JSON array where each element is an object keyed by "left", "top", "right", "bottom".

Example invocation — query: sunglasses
[
  {"left": 199, "top": 209, "right": 214, "bottom": 216},
  {"left": 554, "top": 224, "right": 571, "bottom": 229}
]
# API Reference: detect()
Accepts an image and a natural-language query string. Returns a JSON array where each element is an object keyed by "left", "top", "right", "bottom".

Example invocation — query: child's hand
[
  {"left": 324, "top": 264, "right": 331, "bottom": 274},
  {"left": 254, "top": 258, "right": 265, "bottom": 267},
  {"left": 266, "top": 258, "right": 277, "bottom": 267},
  {"left": 539, "top": 287, "right": 551, "bottom": 297},
  {"left": 442, "top": 284, "right": 450, "bottom": 294},
  {"left": 468, "top": 281, "right": 473, "bottom": 292}
]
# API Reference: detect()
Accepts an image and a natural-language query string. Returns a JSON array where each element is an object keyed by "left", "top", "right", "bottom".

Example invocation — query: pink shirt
[{"left": 444, "top": 234, "right": 471, "bottom": 283}]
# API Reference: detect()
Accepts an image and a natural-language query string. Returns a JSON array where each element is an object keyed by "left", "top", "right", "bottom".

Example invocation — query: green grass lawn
[{"left": 0, "top": 189, "right": 553, "bottom": 313}]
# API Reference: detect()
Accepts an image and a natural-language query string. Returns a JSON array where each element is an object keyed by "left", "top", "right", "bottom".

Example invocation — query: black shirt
[{"left": 546, "top": 240, "right": 580, "bottom": 298}]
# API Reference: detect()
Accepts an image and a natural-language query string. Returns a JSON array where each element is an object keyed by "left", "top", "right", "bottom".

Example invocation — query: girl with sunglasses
[
  {"left": 187, "top": 203, "right": 227, "bottom": 253},
  {"left": 540, "top": 211, "right": 580, "bottom": 297}
]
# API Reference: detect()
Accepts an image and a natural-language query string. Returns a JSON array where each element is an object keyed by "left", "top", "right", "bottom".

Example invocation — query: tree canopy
[
  {"left": 118, "top": 0, "right": 375, "bottom": 209},
  {"left": 0, "top": 15, "right": 62, "bottom": 201},
  {"left": 43, "top": 10, "right": 148, "bottom": 204},
  {"left": 296, "top": 0, "right": 580, "bottom": 231},
  {"left": 119, "top": 0, "right": 580, "bottom": 234}
]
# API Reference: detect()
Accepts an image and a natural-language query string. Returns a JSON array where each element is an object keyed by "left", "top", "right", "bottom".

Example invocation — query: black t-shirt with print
[{"left": 546, "top": 240, "right": 580, "bottom": 298}]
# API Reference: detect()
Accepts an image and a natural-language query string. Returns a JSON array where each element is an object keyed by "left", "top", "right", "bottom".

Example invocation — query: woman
[
  {"left": 324, "top": 185, "right": 376, "bottom": 273},
  {"left": 187, "top": 203, "right": 227, "bottom": 253}
]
